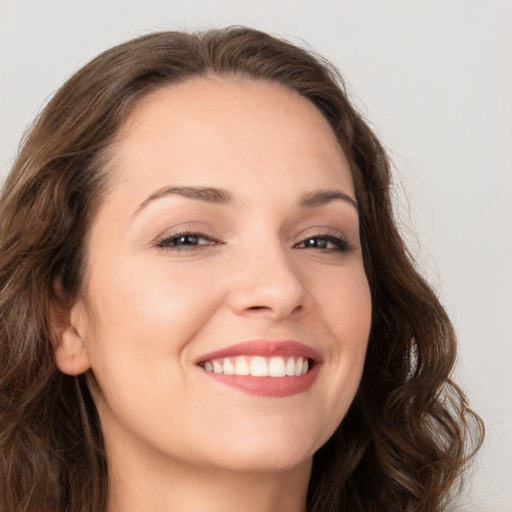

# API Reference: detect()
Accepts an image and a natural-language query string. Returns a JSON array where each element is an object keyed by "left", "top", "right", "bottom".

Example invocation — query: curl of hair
[{"left": 0, "top": 27, "right": 483, "bottom": 512}]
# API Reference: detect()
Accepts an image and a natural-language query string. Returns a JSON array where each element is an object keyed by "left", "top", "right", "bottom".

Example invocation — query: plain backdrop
[{"left": 1, "top": 1, "right": 511, "bottom": 510}]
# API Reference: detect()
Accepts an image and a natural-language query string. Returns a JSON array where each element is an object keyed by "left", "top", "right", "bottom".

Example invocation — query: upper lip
[{"left": 195, "top": 340, "right": 322, "bottom": 364}]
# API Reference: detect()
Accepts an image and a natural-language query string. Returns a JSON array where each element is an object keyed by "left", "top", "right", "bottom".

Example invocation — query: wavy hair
[{"left": 0, "top": 27, "right": 483, "bottom": 512}]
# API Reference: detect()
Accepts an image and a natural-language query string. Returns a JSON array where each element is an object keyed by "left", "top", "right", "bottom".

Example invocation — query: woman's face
[{"left": 62, "top": 77, "right": 372, "bottom": 474}]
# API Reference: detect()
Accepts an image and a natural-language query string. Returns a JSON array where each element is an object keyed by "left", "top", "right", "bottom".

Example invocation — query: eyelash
[
  {"left": 155, "top": 231, "right": 220, "bottom": 251},
  {"left": 295, "top": 234, "right": 354, "bottom": 252},
  {"left": 155, "top": 231, "right": 354, "bottom": 253}
]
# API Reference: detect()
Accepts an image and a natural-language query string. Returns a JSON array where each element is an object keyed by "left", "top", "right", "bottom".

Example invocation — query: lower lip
[{"left": 200, "top": 364, "right": 320, "bottom": 398}]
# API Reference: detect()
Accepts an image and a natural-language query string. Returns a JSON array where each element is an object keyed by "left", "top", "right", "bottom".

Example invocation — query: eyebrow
[
  {"left": 133, "top": 185, "right": 358, "bottom": 215},
  {"left": 134, "top": 186, "right": 233, "bottom": 215},
  {"left": 299, "top": 189, "right": 358, "bottom": 212}
]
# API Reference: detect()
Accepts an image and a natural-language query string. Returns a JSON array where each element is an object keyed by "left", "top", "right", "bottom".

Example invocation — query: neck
[{"left": 105, "top": 438, "right": 311, "bottom": 512}]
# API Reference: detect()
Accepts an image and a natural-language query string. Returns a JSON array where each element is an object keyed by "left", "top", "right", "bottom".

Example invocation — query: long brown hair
[{"left": 0, "top": 27, "right": 483, "bottom": 512}]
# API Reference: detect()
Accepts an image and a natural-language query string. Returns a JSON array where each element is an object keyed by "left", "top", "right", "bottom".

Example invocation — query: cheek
[
  {"left": 308, "top": 265, "right": 372, "bottom": 413},
  {"left": 309, "top": 262, "right": 372, "bottom": 341},
  {"left": 81, "top": 258, "right": 227, "bottom": 427},
  {"left": 80, "top": 258, "right": 228, "bottom": 410},
  {"left": 87, "top": 259, "right": 222, "bottom": 347},
  {"left": 335, "top": 270, "right": 372, "bottom": 377}
]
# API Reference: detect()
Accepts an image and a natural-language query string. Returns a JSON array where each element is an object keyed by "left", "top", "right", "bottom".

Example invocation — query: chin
[
  {"left": 194, "top": 420, "right": 332, "bottom": 474},
  {"left": 210, "top": 445, "right": 314, "bottom": 475}
]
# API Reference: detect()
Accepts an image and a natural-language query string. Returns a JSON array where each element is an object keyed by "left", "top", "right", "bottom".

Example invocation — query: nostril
[
  {"left": 244, "top": 305, "right": 303, "bottom": 316},
  {"left": 230, "top": 275, "right": 308, "bottom": 319}
]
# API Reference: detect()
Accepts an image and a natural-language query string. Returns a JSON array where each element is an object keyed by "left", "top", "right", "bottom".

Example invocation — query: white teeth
[
  {"left": 202, "top": 356, "right": 311, "bottom": 377},
  {"left": 250, "top": 356, "right": 269, "bottom": 377},
  {"left": 223, "top": 359, "right": 235, "bottom": 375},
  {"left": 285, "top": 357, "right": 296, "bottom": 376},
  {"left": 268, "top": 356, "right": 286, "bottom": 377},
  {"left": 234, "top": 356, "right": 250, "bottom": 375}
]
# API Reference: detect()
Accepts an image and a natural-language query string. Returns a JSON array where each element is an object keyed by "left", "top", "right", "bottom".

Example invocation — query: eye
[
  {"left": 295, "top": 234, "right": 354, "bottom": 252},
  {"left": 155, "top": 231, "right": 221, "bottom": 251}
]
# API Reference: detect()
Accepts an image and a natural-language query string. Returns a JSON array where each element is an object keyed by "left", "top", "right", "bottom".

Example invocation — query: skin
[{"left": 52, "top": 77, "right": 372, "bottom": 512}]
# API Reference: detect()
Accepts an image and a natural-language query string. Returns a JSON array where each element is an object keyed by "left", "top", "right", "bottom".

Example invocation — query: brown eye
[
  {"left": 156, "top": 232, "right": 220, "bottom": 250},
  {"left": 169, "top": 234, "right": 203, "bottom": 246},
  {"left": 296, "top": 235, "right": 353, "bottom": 252}
]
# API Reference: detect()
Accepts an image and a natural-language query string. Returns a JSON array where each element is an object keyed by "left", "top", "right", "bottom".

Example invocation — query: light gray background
[{"left": 1, "top": 1, "right": 511, "bottom": 510}]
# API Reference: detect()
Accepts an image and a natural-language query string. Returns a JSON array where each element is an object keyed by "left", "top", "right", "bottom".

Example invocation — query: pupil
[
  {"left": 177, "top": 235, "right": 197, "bottom": 245},
  {"left": 307, "top": 238, "right": 326, "bottom": 248}
]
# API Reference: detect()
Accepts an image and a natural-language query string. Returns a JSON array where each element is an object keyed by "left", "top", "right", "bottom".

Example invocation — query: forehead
[{"left": 107, "top": 76, "right": 353, "bottom": 205}]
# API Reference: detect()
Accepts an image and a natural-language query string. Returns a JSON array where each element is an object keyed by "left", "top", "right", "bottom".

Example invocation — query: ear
[{"left": 48, "top": 281, "right": 92, "bottom": 376}]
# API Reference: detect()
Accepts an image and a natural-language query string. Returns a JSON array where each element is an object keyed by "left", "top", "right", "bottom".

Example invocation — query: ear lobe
[{"left": 48, "top": 281, "right": 92, "bottom": 376}]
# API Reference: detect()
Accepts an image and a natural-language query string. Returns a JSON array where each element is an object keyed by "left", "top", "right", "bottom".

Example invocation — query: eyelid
[
  {"left": 295, "top": 226, "right": 351, "bottom": 241},
  {"left": 154, "top": 229, "right": 222, "bottom": 251},
  {"left": 294, "top": 228, "right": 357, "bottom": 252}
]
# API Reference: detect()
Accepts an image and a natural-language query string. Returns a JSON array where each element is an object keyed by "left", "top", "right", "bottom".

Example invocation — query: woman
[{"left": 0, "top": 27, "right": 483, "bottom": 512}]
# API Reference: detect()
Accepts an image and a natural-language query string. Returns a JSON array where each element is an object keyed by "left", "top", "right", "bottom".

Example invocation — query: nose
[{"left": 227, "top": 240, "right": 311, "bottom": 320}]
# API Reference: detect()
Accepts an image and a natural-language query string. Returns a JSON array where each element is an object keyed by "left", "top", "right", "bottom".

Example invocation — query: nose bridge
[{"left": 228, "top": 235, "right": 308, "bottom": 318}]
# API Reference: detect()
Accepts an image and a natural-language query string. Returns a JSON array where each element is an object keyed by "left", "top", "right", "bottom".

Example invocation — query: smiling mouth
[
  {"left": 199, "top": 355, "right": 312, "bottom": 377},
  {"left": 195, "top": 340, "right": 321, "bottom": 397}
]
